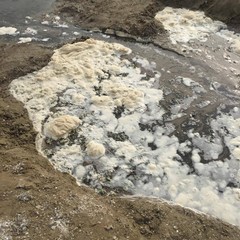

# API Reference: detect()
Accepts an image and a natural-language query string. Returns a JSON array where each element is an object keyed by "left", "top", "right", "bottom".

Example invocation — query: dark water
[{"left": 0, "top": 0, "right": 55, "bottom": 25}]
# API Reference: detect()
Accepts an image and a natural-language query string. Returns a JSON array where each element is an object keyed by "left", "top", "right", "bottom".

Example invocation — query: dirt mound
[
  {"left": 55, "top": 0, "right": 240, "bottom": 37},
  {"left": 1, "top": 42, "right": 240, "bottom": 239},
  {"left": 55, "top": 0, "right": 165, "bottom": 38}
]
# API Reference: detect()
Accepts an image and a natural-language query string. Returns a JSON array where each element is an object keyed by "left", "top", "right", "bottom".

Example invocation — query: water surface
[{"left": 0, "top": 0, "right": 55, "bottom": 25}]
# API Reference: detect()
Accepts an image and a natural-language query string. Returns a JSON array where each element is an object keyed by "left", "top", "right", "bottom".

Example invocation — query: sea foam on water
[{"left": 10, "top": 37, "right": 240, "bottom": 226}]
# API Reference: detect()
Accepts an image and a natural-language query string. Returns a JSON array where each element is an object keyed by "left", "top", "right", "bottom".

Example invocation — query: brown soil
[
  {"left": 55, "top": 0, "right": 165, "bottom": 38},
  {"left": 1, "top": 42, "right": 240, "bottom": 240},
  {"left": 55, "top": 0, "right": 240, "bottom": 38}
]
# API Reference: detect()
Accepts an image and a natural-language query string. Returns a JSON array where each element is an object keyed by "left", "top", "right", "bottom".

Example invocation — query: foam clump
[
  {"left": 75, "top": 165, "right": 86, "bottom": 179},
  {"left": 44, "top": 115, "right": 81, "bottom": 140},
  {"left": 115, "top": 142, "right": 137, "bottom": 160},
  {"left": 18, "top": 37, "right": 32, "bottom": 44},
  {"left": 91, "top": 96, "right": 113, "bottom": 106},
  {"left": 155, "top": 7, "right": 226, "bottom": 44},
  {"left": 86, "top": 141, "right": 105, "bottom": 158},
  {"left": 0, "top": 26, "right": 18, "bottom": 35},
  {"left": 232, "top": 148, "right": 240, "bottom": 160},
  {"left": 102, "top": 82, "right": 144, "bottom": 109},
  {"left": 231, "top": 39, "right": 240, "bottom": 55},
  {"left": 229, "top": 136, "right": 240, "bottom": 160},
  {"left": 24, "top": 27, "right": 37, "bottom": 35}
]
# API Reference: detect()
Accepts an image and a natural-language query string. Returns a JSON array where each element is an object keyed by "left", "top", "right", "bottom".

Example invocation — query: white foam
[
  {"left": 24, "top": 27, "right": 37, "bottom": 35},
  {"left": 41, "top": 38, "right": 50, "bottom": 42},
  {"left": 55, "top": 16, "right": 61, "bottom": 21},
  {"left": 197, "top": 100, "right": 211, "bottom": 109},
  {"left": 216, "top": 29, "right": 240, "bottom": 55},
  {"left": 0, "top": 27, "right": 18, "bottom": 36},
  {"left": 86, "top": 141, "right": 106, "bottom": 158},
  {"left": 175, "top": 76, "right": 206, "bottom": 94},
  {"left": 0, "top": 220, "right": 13, "bottom": 240},
  {"left": 231, "top": 39, "right": 240, "bottom": 55},
  {"left": 155, "top": 7, "right": 226, "bottom": 44},
  {"left": 155, "top": 7, "right": 240, "bottom": 57},
  {"left": 41, "top": 21, "right": 49, "bottom": 25},
  {"left": 10, "top": 39, "right": 240, "bottom": 226},
  {"left": 18, "top": 37, "right": 32, "bottom": 43},
  {"left": 55, "top": 23, "right": 69, "bottom": 28},
  {"left": 44, "top": 115, "right": 81, "bottom": 140}
]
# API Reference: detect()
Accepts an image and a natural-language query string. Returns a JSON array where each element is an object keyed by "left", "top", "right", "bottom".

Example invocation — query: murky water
[{"left": 0, "top": 0, "right": 55, "bottom": 25}]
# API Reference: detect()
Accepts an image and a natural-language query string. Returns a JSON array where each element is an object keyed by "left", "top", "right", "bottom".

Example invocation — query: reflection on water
[{"left": 0, "top": 0, "right": 55, "bottom": 24}]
